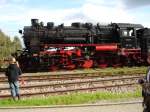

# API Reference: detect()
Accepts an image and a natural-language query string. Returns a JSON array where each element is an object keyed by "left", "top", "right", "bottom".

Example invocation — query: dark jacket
[{"left": 5, "top": 64, "right": 22, "bottom": 82}]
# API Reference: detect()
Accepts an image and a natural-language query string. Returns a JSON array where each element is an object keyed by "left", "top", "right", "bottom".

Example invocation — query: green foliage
[
  {"left": 0, "top": 29, "right": 22, "bottom": 67},
  {"left": 0, "top": 88, "right": 141, "bottom": 107}
]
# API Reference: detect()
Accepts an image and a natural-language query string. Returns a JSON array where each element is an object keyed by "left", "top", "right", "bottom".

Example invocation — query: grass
[
  {"left": 79, "top": 66, "right": 147, "bottom": 75},
  {"left": 25, "top": 66, "right": 147, "bottom": 76},
  {"left": 0, "top": 88, "right": 142, "bottom": 107}
]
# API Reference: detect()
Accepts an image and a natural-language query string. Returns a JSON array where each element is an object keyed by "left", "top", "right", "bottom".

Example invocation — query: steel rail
[{"left": 0, "top": 76, "right": 110, "bottom": 83}]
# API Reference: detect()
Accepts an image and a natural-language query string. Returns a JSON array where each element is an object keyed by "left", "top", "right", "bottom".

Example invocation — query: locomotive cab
[
  {"left": 137, "top": 28, "right": 150, "bottom": 62},
  {"left": 117, "top": 23, "right": 143, "bottom": 49}
]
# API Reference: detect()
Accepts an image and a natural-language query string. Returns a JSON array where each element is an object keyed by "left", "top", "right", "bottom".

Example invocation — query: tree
[
  {"left": 0, "top": 29, "right": 22, "bottom": 67},
  {"left": 12, "top": 36, "right": 22, "bottom": 52}
]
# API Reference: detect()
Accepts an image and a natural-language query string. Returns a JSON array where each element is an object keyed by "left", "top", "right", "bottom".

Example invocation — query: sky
[{"left": 0, "top": 0, "right": 150, "bottom": 39}]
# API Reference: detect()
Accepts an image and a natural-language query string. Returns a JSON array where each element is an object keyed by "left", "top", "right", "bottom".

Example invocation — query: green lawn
[{"left": 0, "top": 88, "right": 142, "bottom": 107}]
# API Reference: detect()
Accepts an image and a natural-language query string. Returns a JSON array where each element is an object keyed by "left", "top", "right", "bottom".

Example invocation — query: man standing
[
  {"left": 5, "top": 57, "right": 22, "bottom": 101},
  {"left": 143, "top": 56, "right": 150, "bottom": 112},
  {"left": 139, "top": 55, "right": 150, "bottom": 112}
]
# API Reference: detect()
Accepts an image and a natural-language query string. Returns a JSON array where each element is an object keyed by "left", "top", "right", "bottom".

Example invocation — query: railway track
[
  {"left": 0, "top": 75, "right": 142, "bottom": 98},
  {"left": 0, "top": 76, "right": 141, "bottom": 90},
  {"left": 0, "top": 83, "right": 138, "bottom": 98},
  {"left": 0, "top": 70, "right": 145, "bottom": 77},
  {"left": 0, "top": 72, "right": 145, "bottom": 83}
]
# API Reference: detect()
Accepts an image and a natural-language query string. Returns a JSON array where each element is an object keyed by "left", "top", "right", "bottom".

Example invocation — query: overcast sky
[{"left": 0, "top": 0, "right": 150, "bottom": 38}]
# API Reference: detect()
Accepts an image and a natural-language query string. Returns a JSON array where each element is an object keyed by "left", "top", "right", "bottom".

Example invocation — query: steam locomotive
[{"left": 18, "top": 19, "right": 150, "bottom": 71}]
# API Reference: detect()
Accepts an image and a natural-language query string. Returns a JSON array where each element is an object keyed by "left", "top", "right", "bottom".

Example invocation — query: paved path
[{"left": 0, "top": 103, "right": 143, "bottom": 112}]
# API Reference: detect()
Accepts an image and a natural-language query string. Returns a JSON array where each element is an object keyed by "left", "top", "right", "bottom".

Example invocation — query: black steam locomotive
[{"left": 18, "top": 19, "right": 150, "bottom": 71}]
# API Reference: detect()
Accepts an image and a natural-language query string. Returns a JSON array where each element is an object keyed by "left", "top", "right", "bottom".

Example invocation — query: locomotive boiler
[{"left": 18, "top": 19, "right": 150, "bottom": 71}]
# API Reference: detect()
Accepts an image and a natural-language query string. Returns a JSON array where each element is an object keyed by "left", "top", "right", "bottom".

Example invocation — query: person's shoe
[
  {"left": 12, "top": 97, "right": 16, "bottom": 101},
  {"left": 17, "top": 95, "right": 21, "bottom": 100}
]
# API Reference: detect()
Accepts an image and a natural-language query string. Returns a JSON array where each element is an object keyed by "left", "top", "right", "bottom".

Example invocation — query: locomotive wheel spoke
[
  {"left": 82, "top": 60, "right": 93, "bottom": 68},
  {"left": 99, "top": 64, "right": 108, "bottom": 68},
  {"left": 49, "top": 66, "right": 59, "bottom": 71}
]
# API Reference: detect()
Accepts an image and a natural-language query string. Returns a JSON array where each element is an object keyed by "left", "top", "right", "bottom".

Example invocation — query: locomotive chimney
[
  {"left": 47, "top": 22, "right": 54, "bottom": 29},
  {"left": 31, "top": 19, "right": 39, "bottom": 27}
]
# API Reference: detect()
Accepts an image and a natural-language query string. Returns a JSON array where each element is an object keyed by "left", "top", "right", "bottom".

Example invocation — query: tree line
[{"left": 0, "top": 30, "right": 22, "bottom": 67}]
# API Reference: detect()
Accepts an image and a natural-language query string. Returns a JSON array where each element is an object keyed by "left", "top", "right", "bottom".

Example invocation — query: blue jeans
[{"left": 9, "top": 81, "right": 20, "bottom": 97}]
